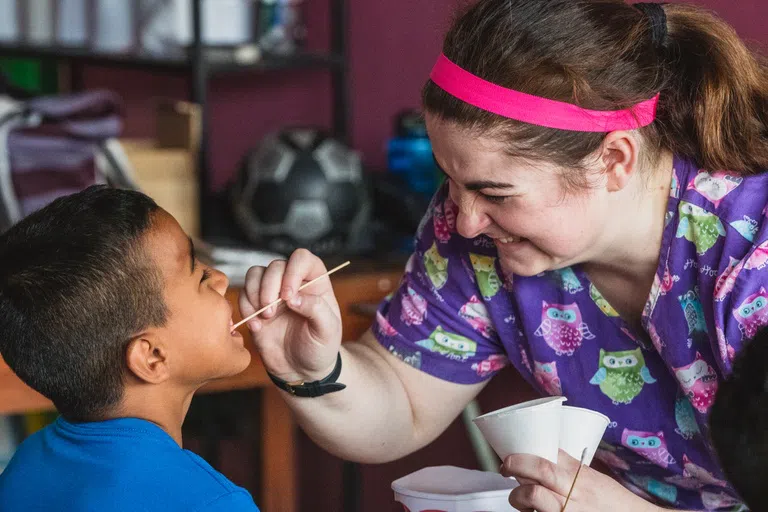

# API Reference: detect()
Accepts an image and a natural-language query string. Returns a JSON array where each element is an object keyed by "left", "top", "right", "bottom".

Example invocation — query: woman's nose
[{"left": 450, "top": 187, "right": 490, "bottom": 239}]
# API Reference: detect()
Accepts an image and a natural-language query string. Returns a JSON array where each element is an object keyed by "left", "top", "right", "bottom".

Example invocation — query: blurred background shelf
[
  {"left": 0, "top": 43, "right": 345, "bottom": 73},
  {"left": 0, "top": 0, "right": 351, "bottom": 239}
]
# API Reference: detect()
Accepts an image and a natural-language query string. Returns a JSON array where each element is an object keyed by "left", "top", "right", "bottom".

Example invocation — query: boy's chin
[
  {"left": 221, "top": 347, "right": 253, "bottom": 378},
  {"left": 201, "top": 346, "right": 253, "bottom": 383}
]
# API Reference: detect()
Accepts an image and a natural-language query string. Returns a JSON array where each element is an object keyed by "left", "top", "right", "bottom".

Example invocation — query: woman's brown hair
[{"left": 423, "top": 0, "right": 768, "bottom": 187}]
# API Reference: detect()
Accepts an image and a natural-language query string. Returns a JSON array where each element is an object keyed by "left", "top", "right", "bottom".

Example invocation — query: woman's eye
[{"left": 480, "top": 193, "right": 510, "bottom": 204}]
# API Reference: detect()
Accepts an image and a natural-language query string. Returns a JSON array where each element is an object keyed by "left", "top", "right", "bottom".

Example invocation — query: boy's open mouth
[{"left": 229, "top": 318, "right": 243, "bottom": 339}]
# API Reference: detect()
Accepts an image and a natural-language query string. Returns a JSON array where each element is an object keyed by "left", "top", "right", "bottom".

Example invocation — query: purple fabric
[
  {"left": 7, "top": 91, "right": 122, "bottom": 220},
  {"left": 374, "top": 155, "right": 765, "bottom": 510}
]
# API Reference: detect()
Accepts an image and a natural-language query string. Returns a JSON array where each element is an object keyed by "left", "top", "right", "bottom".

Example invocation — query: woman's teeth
[{"left": 497, "top": 236, "right": 523, "bottom": 244}]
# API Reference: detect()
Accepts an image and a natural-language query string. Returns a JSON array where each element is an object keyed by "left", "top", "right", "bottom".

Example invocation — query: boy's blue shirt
[{"left": 0, "top": 416, "right": 259, "bottom": 511}]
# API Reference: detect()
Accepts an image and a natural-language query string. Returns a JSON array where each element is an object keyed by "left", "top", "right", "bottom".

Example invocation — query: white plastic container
[
  {"left": 56, "top": 0, "right": 88, "bottom": 46},
  {"left": 141, "top": 0, "right": 254, "bottom": 55},
  {"left": 93, "top": 0, "right": 134, "bottom": 52},
  {"left": 59, "top": 0, "right": 133, "bottom": 50},
  {"left": 26, "top": 0, "right": 55, "bottom": 45},
  {"left": 392, "top": 466, "right": 520, "bottom": 512},
  {"left": 0, "top": 0, "right": 18, "bottom": 42},
  {"left": 55, "top": 0, "right": 254, "bottom": 54}
]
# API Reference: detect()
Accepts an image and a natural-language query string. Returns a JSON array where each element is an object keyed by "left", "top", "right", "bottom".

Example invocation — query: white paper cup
[
  {"left": 472, "top": 397, "right": 567, "bottom": 463},
  {"left": 558, "top": 406, "right": 610, "bottom": 466},
  {"left": 392, "top": 466, "right": 520, "bottom": 512}
]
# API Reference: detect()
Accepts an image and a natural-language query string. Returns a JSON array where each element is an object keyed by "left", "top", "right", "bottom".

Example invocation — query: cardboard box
[
  {"left": 121, "top": 139, "right": 200, "bottom": 237},
  {"left": 155, "top": 100, "right": 201, "bottom": 151}
]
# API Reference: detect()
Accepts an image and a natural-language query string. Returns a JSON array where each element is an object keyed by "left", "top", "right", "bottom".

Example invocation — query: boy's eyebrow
[{"left": 188, "top": 237, "right": 196, "bottom": 275}]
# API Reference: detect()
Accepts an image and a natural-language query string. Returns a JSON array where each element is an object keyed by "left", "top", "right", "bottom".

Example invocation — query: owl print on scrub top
[{"left": 373, "top": 157, "right": 768, "bottom": 510}]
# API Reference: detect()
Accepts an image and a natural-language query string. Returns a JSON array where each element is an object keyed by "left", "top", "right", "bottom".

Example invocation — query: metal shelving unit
[
  {"left": 0, "top": 0, "right": 351, "bottom": 238},
  {"left": 0, "top": 42, "right": 344, "bottom": 72}
]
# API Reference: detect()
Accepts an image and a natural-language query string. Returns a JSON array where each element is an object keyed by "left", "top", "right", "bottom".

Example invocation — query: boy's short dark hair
[
  {"left": 0, "top": 186, "right": 168, "bottom": 422},
  {"left": 710, "top": 327, "right": 768, "bottom": 510}
]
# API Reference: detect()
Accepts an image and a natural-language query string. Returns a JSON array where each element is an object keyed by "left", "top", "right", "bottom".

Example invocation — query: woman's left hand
[{"left": 501, "top": 450, "right": 663, "bottom": 512}]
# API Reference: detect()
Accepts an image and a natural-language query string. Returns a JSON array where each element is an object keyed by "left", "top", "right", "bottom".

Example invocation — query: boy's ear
[{"left": 125, "top": 334, "right": 171, "bottom": 384}]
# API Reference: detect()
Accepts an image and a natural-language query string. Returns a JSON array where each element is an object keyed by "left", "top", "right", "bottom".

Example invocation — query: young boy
[
  {"left": 710, "top": 327, "right": 768, "bottom": 511},
  {"left": 0, "top": 186, "right": 259, "bottom": 511}
]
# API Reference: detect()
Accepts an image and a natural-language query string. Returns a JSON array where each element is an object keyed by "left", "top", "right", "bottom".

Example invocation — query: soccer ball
[{"left": 231, "top": 128, "right": 371, "bottom": 256}]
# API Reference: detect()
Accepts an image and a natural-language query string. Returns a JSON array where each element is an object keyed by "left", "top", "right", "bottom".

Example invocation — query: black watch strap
[{"left": 267, "top": 353, "right": 346, "bottom": 398}]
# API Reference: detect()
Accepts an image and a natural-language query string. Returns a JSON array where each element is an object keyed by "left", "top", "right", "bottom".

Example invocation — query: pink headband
[{"left": 430, "top": 53, "right": 659, "bottom": 132}]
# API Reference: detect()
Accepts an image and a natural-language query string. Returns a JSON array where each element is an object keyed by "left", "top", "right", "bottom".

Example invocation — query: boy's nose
[{"left": 211, "top": 268, "right": 229, "bottom": 295}]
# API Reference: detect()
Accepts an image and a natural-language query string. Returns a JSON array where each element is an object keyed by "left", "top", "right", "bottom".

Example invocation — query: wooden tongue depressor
[
  {"left": 231, "top": 261, "right": 351, "bottom": 330},
  {"left": 561, "top": 447, "right": 588, "bottom": 512}
]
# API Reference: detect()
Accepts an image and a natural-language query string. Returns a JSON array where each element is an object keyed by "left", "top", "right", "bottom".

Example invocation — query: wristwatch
[{"left": 266, "top": 353, "right": 346, "bottom": 398}]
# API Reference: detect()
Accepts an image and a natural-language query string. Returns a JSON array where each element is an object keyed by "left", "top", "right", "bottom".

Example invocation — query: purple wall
[
  {"left": 81, "top": 0, "right": 764, "bottom": 191},
  {"left": 668, "top": 0, "right": 766, "bottom": 44}
]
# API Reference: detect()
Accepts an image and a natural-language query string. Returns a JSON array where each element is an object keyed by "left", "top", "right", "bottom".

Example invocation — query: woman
[{"left": 240, "top": 1, "right": 768, "bottom": 510}]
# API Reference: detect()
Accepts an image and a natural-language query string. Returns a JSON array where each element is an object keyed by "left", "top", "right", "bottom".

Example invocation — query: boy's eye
[{"left": 201, "top": 268, "right": 212, "bottom": 283}]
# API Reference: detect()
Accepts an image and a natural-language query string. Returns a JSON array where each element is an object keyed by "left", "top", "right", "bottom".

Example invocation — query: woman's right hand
[{"left": 239, "top": 249, "right": 343, "bottom": 383}]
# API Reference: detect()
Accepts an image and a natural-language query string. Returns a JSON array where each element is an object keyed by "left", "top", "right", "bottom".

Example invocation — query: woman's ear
[
  {"left": 125, "top": 334, "right": 171, "bottom": 385},
  {"left": 600, "top": 131, "right": 639, "bottom": 192}
]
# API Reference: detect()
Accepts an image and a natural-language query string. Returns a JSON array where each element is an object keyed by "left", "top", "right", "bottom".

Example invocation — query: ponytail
[{"left": 658, "top": 4, "right": 768, "bottom": 174}]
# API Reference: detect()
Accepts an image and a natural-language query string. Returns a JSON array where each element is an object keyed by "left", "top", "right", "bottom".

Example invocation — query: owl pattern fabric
[{"left": 374, "top": 156, "right": 768, "bottom": 511}]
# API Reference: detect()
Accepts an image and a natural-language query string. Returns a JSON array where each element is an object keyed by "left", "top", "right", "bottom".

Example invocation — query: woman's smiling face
[{"left": 426, "top": 113, "right": 614, "bottom": 277}]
